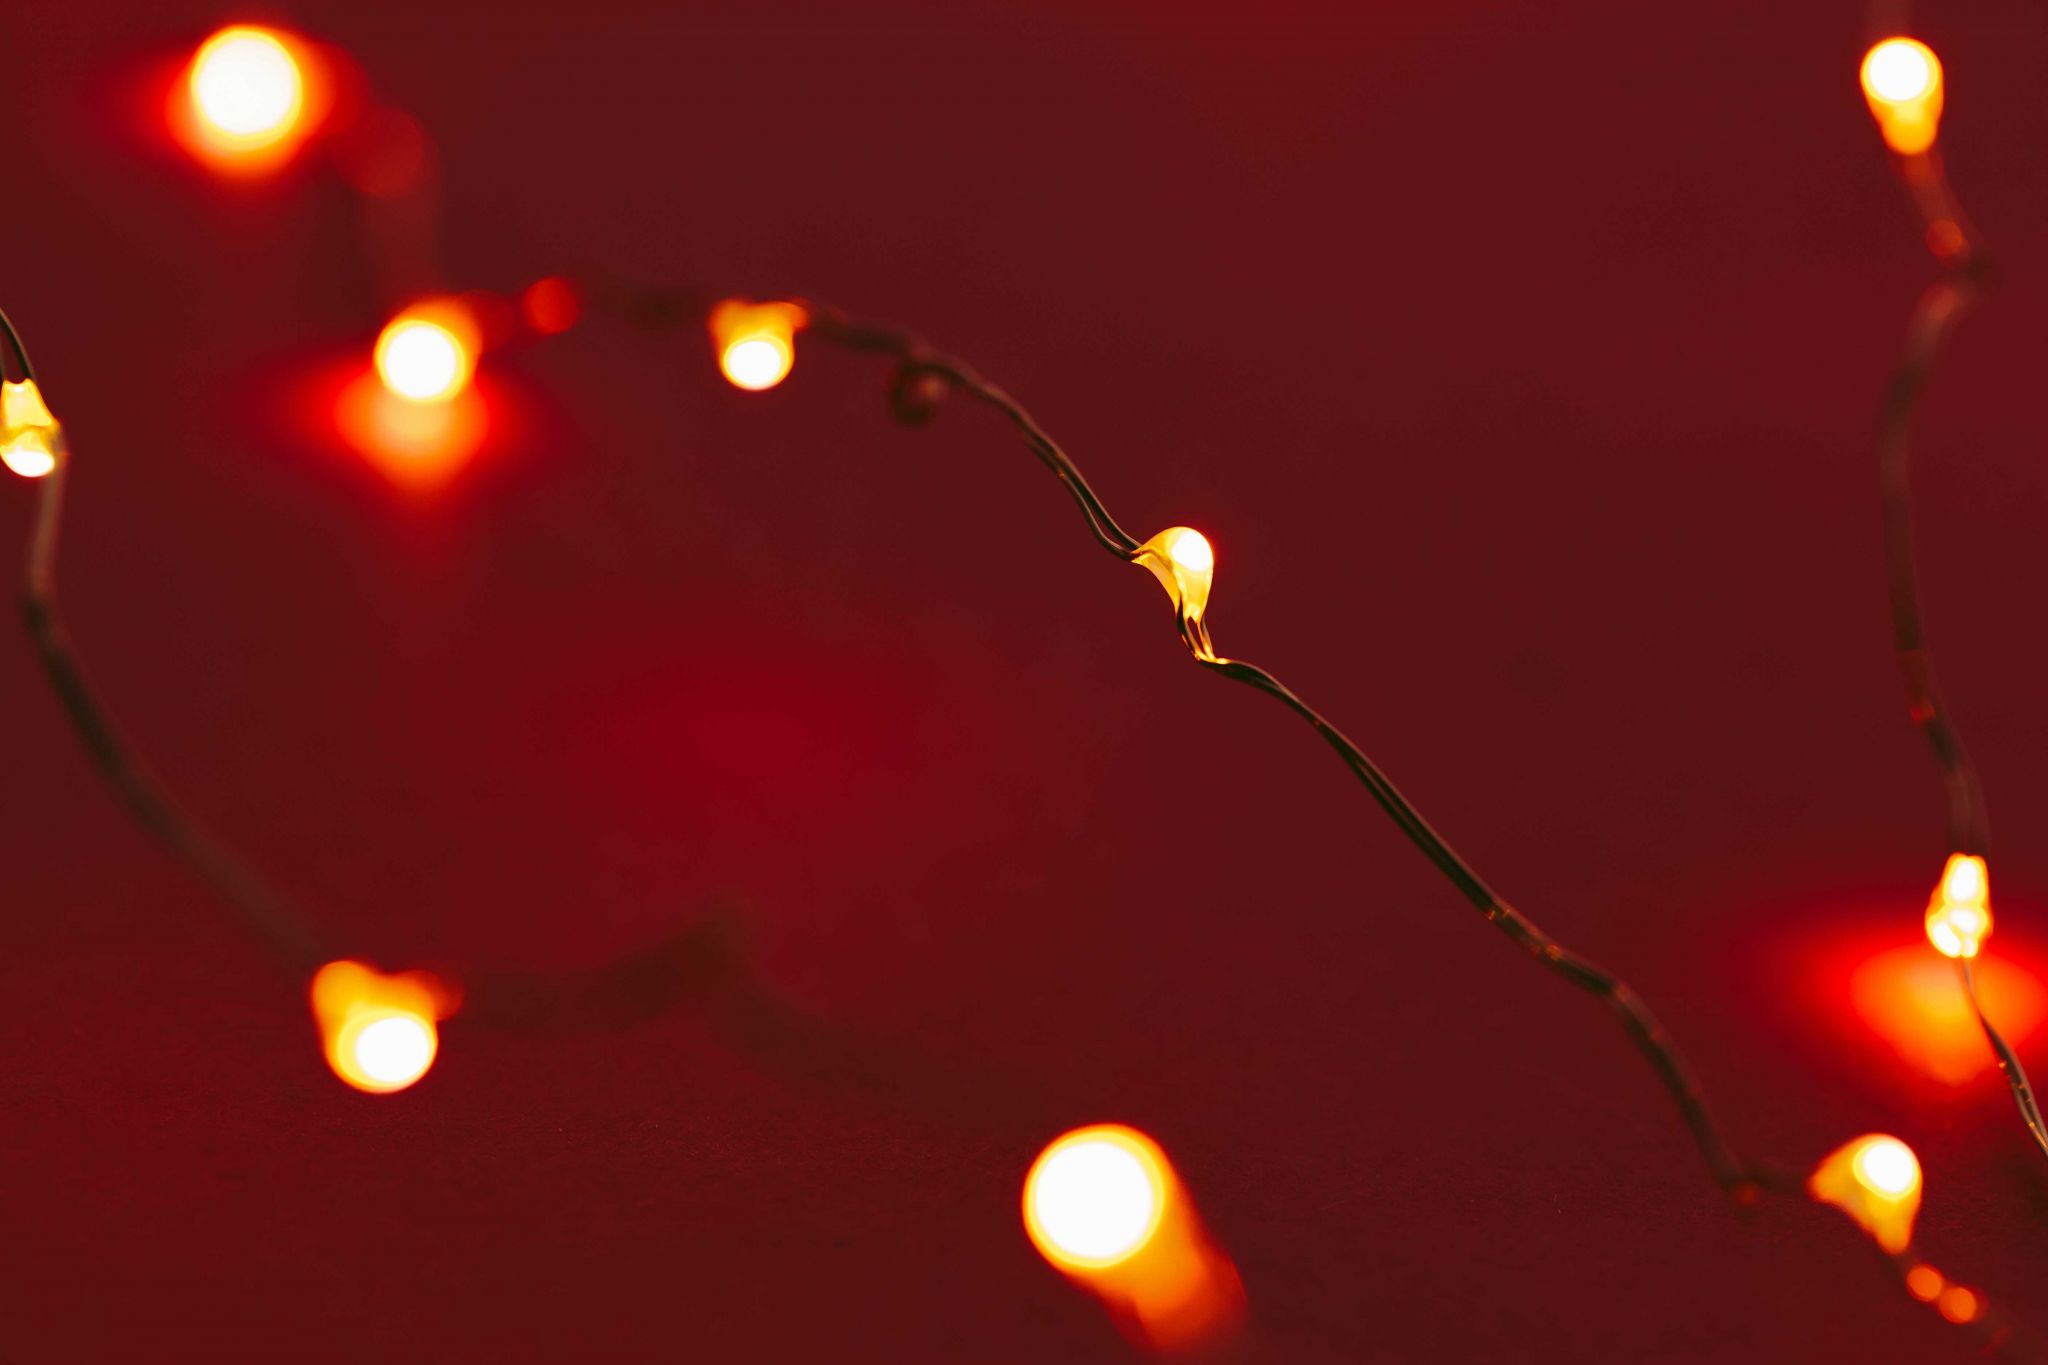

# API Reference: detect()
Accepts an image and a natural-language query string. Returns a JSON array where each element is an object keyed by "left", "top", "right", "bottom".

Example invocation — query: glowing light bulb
[
  {"left": 1022, "top": 1124, "right": 1246, "bottom": 1351},
  {"left": 1135, "top": 527, "right": 1218, "bottom": 661},
  {"left": 1925, "top": 853, "right": 1991, "bottom": 959},
  {"left": 375, "top": 305, "right": 477, "bottom": 404},
  {"left": 1861, "top": 38, "right": 1944, "bottom": 155},
  {"left": 1854, "top": 1136, "right": 1920, "bottom": 1197},
  {"left": 310, "top": 959, "right": 454, "bottom": 1094},
  {"left": 172, "top": 25, "right": 328, "bottom": 175},
  {"left": 1025, "top": 1126, "right": 1169, "bottom": 1270},
  {"left": 1, "top": 379, "right": 62, "bottom": 479},
  {"left": 191, "top": 28, "right": 303, "bottom": 140},
  {"left": 1809, "top": 1133, "right": 1922, "bottom": 1252},
  {"left": 710, "top": 300, "right": 805, "bottom": 392}
]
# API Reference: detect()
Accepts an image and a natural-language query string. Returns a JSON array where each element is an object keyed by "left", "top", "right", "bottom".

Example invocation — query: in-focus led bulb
[
  {"left": 1024, "top": 1125, "right": 1170, "bottom": 1271},
  {"left": 710, "top": 300, "right": 805, "bottom": 392},
  {"left": 310, "top": 959, "right": 453, "bottom": 1094},
  {"left": 1135, "top": 527, "right": 1218, "bottom": 661},
  {"left": 1925, "top": 853, "right": 1991, "bottom": 959},
  {"left": 375, "top": 305, "right": 477, "bottom": 404},
  {"left": 1809, "top": 1133, "right": 1922, "bottom": 1252},
  {"left": 189, "top": 27, "right": 305, "bottom": 144},
  {"left": 1, "top": 379, "right": 62, "bottom": 479},
  {"left": 1861, "top": 38, "right": 1944, "bottom": 155}
]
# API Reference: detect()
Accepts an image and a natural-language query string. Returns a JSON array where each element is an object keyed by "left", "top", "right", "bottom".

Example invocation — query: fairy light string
[
  {"left": 3, "top": 14, "right": 2044, "bottom": 1353},
  {"left": 1859, "top": 30, "right": 2048, "bottom": 1162}
]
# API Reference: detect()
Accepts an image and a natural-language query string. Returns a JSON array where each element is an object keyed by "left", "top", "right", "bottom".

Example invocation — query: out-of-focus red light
[{"left": 521, "top": 278, "right": 580, "bottom": 336}]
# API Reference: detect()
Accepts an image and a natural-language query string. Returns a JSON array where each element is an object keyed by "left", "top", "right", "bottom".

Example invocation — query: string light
[
  {"left": 1, "top": 378, "right": 62, "bottom": 479},
  {"left": 375, "top": 304, "right": 476, "bottom": 403},
  {"left": 1860, "top": 26, "right": 2048, "bottom": 1165},
  {"left": 1024, "top": 1125, "right": 1168, "bottom": 1270},
  {"left": 711, "top": 300, "right": 804, "bottom": 391},
  {"left": 3, "top": 5, "right": 2043, "bottom": 1351},
  {"left": 1861, "top": 38, "right": 1943, "bottom": 156},
  {"left": 1809, "top": 1133, "right": 1920, "bottom": 1252},
  {"left": 1023, "top": 1125, "right": 1243, "bottom": 1350},
  {"left": 1926, "top": 853, "right": 1992, "bottom": 959},
  {"left": 309, "top": 960, "right": 451, "bottom": 1094},
  {"left": 178, "top": 26, "right": 318, "bottom": 171},
  {"left": 1134, "top": 527, "right": 1218, "bottom": 662}
]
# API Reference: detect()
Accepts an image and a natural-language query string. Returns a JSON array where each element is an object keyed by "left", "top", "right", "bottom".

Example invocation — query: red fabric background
[{"left": 4, "top": 1, "right": 2047, "bottom": 1360}]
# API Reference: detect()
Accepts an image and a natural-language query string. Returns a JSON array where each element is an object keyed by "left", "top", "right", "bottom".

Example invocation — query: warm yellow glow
[
  {"left": 1809, "top": 1133, "right": 1922, "bottom": 1253},
  {"left": 1926, "top": 853, "right": 1991, "bottom": 959},
  {"left": 1135, "top": 527, "right": 1218, "bottom": 661},
  {"left": 310, "top": 959, "right": 453, "bottom": 1094},
  {"left": 1024, "top": 1125, "right": 1169, "bottom": 1270},
  {"left": 1861, "top": 38, "right": 1944, "bottom": 155},
  {"left": 375, "top": 312, "right": 474, "bottom": 404},
  {"left": 710, "top": 300, "right": 805, "bottom": 392},
  {"left": 190, "top": 28, "right": 305, "bottom": 146},
  {"left": 1, "top": 379, "right": 62, "bottom": 479}
]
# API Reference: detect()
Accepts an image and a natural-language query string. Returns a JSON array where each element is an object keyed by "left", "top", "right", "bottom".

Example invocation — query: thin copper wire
[
  {"left": 4, "top": 309, "right": 726, "bottom": 1021},
  {"left": 788, "top": 303, "right": 1759, "bottom": 1198},
  {"left": 1873, "top": 145, "right": 2048, "bottom": 1162},
  {"left": 800, "top": 299, "right": 2039, "bottom": 1355}
]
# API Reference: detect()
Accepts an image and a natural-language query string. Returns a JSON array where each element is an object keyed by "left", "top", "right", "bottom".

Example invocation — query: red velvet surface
[{"left": 5, "top": 2, "right": 2048, "bottom": 1360}]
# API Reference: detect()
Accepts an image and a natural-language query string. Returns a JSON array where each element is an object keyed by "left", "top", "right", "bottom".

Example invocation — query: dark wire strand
[
  {"left": 801, "top": 302, "right": 1758, "bottom": 1202},
  {"left": 18, "top": 443, "right": 330, "bottom": 974},
  {"left": 1875, "top": 149, "right": 2047, "bottom": 1160},
  {"left": 780, "top": 297, "right": 2041, "bottom": 1357},
  {"left": 0, "top": 303, "right": 35, "bottom": 382},
  {"left": 1961, "top": 957, "right": 2048, "bottom": 1158}
]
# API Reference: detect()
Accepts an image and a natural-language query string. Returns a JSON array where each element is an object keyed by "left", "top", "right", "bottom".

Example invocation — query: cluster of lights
[{"left": 4, "top": 19, "right": 2040, "bottom": 1354}]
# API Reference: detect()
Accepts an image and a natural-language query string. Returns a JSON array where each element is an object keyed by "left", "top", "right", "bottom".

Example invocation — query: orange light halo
[
  {"left": 1022, "top": 1124, "right": 1244, "bottom": 1351},
  {"left": 1850, "top": 942, "right": 2047, "bottom": 1085},
  {"left": 1808, "top": 1133, "right": 1922, "bottom": 1253},
  {"left": 711, "top": 300, "right": 805, "bottom": 391},
  {"left": 310, "top": 959, "right": 455, "bottom": 1094},
  {"left": 1925, "top": 853, "right": 1991, "bottom": 959},
  {"left": 1, "top": 378, "right": 63, "bottom": 479},
  {"left": 174, "top": 25, "right": 326, "bottom": 173},
  {"left": 1860, "top": 37, "right": 1944, "bottom": 156}
]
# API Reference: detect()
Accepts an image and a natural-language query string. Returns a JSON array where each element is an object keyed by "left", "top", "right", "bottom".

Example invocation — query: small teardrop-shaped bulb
[
  {"left": 1925, "top": 853, "right": 1991, "bottom": 959},
  {"left": 1809, "top": 1133, "right": 1922, "bottom": 1252},
  {"left": 1, "top": 379, "right": 63, "bottom": 479},
  {"left": 1134, "top": 527, "right": 1218, "bottom": 661},
  {"left": 711, "top": 300, "right": 807, "bottom": 392}
]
